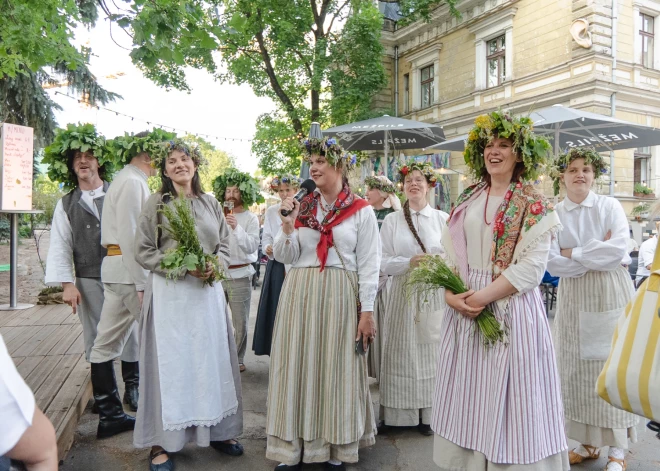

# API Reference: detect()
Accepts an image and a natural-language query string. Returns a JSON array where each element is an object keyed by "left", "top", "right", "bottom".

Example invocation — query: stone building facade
[{"left": 377, "top": 0, "right": 660, "bottom": 221}]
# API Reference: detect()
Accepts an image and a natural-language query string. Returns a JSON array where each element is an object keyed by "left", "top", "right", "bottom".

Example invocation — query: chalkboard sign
[{"left": 0, "top": 123, "right": 34, "bottom": 211}]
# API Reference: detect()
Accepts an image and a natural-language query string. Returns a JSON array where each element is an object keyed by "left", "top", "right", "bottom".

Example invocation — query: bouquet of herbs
[
  {"left": 158, "top": 197, "right": 225, "bottom": 286},
  {"left": 406, "top": 255, "right": 506, "bottom": 346}
]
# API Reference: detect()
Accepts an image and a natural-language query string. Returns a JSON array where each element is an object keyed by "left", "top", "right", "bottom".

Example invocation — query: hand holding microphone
[{"left": 280, "top": 179, "right": 316, "bottom": 217}]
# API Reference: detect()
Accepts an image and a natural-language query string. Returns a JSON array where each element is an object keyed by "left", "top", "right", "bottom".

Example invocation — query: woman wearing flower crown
[
  {"left": 364, "top": 175, "right": 401, "bottom": 382},
  {"left": 133, "top": 140, "right": 244, "bottom": 471},
  {"left": 266, "top": 137, "right": 379, "bottom": 471},
  {"left": 378, "top": 160, "right": 448, "bottom": 436},
  {"left": 365, "top": 175, "right": 401, "bottom": 229},
  {"left": 252, "top": 174, "right": 301, "bottom": 356},
  {"left": 547, "top": 148, "right": 639, "bottom": 471},
  {"left": 430, "top": 112, "right": 568, "bottom": 470}
]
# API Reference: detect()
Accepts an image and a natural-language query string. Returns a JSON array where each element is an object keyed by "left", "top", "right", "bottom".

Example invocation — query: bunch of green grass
[
  {"left": 158, "top": 196, "right": 225, "bottom": 287},
  {"left": 406, "top": 255, "right": 505, "bottom": 346}
]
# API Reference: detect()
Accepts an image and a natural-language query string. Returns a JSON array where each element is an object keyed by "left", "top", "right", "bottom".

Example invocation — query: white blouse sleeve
[
  {"left": 44, "top": 200, "right": 75, "bottom": 286},
  {"left": 571, "top": 199, "right": 629, "bottom": 271},
  {"left": 547, "top": 232, "right": 588, "bottom": 278},
  {"left": 640, "top": 239, "right": 656, "bottom": 270},
  {"left": 355, "top": 207, "right": 381, "bottom": 312},
  {"left": 501, "top": 231, "right": 551, "bottom": 293},
  {"left": 380, "top": 214, "right": 411, "bottom": 276},
  {"left": 273, "top": 228, "right": 301, "bottom": 265},
  {"left": 262, "top": 210, "right": 275, "bottom": 256}
]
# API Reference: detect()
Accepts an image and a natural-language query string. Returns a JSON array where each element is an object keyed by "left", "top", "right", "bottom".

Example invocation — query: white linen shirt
[
  {"left": 0, "top": 334, "right": 35, "bottom": 456},
  {"left": 636, "top": 236, "right": 658, "bottom": 279},
  {"left": 45, "top": 185, "right": 105, "bottom": 286},
  {"left": 380, "top": 204, "right": 448, "bottom": 276},
  {"left": 273, "top": 201, "right": 381, "bottom": 311},
  {"left": 262, "top": 203, "right": 282, "bottom": 258},
  {"left": 547, "top": 191, "right": 631, "bottom": 279},
  {"left": 227, "top": 210, "right": 260, "bottom": 280},
  {"left": 100, "top": 165, "right": 150, "bottom": 290}
]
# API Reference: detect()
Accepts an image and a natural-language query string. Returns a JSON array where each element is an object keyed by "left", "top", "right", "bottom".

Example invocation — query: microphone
[{"left": 281, "top": 179, "right": 316, "bottom": 217}]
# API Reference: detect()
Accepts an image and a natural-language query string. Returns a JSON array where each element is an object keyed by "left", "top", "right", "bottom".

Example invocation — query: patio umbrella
[
  {"left": 430, "top": 105, "right": 660, "bottom": 156},
  {"left": 323, "top": 115, "right": 445, "bottom": 154}
]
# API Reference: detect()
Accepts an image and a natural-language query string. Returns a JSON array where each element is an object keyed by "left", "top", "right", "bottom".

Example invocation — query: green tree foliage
[
  {"left": 109, "top": 0, "right": 390, "bottom": 173},
  {"left": 0, "top": 1, "right": 119, "bottom": 157},
  {"left": 396, "top": 0, "right": 460, "bottom": 25}
]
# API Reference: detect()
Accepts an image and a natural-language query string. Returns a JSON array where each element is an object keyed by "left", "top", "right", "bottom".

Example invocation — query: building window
[
  {"left": 403, "top": 73, "right": 409, "bottom": 114},
  {"left": 635, "top": 147, "right": 651, "bottom": 186},
  {"left": 420, "top": 65, "right": 434, "bottom": 108},
  {"left": 487, "top": 35, "right": 506, "bottom": 88},
  {"left": 641, "top": 13, "right": 655, "bottom": 68}
]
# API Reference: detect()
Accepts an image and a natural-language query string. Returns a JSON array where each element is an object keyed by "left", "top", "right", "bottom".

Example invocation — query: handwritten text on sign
[{"left": 1, "top": 123, "right": 34, "bottom": 211}]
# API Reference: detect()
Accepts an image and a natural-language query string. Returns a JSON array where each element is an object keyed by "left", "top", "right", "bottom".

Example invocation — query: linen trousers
[
  {"left": 222, "top": 277, "right": 252, "bottom": 364},
  {"left": 89, "top": 282, "right": 141, "bottom": 364},
  {"left": 76, "top": 277, "right": 138, "bottom": 362}
]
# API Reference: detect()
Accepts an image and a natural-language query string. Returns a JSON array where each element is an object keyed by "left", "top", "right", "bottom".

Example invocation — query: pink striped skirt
[{"left": 430, "top": 268, "right": 567, "bottom": 465}]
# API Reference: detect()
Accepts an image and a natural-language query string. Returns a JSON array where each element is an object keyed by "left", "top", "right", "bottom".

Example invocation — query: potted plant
[
  {"left": 631, "top": 202, "right": 651, "bottom": 221},
  {"left": 634, "top": 183, "right": 655, "bottom": 198}
]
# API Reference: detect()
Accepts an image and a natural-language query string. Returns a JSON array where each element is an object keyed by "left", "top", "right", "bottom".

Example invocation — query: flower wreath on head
[
  {"left": 108, "top": 128, "right": 177, "bottom": 168},
  {"left": 464, "top": 110, "right": 551, "bottom": 182},
  {"left": 269, "top": 174, "right": 301, "bottom": 193},
  {"left": 549, "top": 147, "right": 608, "bottom": 195},
  {"left": 150, "top": 138, "right": 208, "bottom": 170},
  {"left": 397, "top": 160, "right": 438, "bottom": 188},
  {"left": 300, "top": 136, "right": 359, "bottom": 171},
  {"left": 212, "top": 167, "right": 265, "bottom": 207},
  {"left": 43, "top": 123, "right": 114, "bottom": 191},
  {"left": 365, "top": 175, "right": 397, "bottom": 194}
]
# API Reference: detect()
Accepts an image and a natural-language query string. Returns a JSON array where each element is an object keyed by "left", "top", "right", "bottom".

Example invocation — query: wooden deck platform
[{"left": 0, "top": 304, "right": 91, "bottom": 460}]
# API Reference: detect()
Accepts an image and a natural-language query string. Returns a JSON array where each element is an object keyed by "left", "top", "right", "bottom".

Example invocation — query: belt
[
  {"left": 228, "top": 263, "right": 250, "bottom": 269},
  {"left": 106, "top": 244, "right": 122, "bottom": 256}
]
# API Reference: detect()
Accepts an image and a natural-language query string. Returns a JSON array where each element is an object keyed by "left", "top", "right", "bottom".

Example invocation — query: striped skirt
[
  {"left": 379, "top": 274, "right": 441, "bottom": 425},
  {"left": 431, "top": 268, "right": 567, "bottom": 466},
  {"left": 266, "top": 267, "right": 376, "bottom": 465},
  {"left": 553, "top": 267, "right": 640, "bottom": 447}
]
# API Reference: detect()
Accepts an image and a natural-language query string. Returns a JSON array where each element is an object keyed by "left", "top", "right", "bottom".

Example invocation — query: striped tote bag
[{"left": 596, "top": 244, "right": 660, "bottom": 421}]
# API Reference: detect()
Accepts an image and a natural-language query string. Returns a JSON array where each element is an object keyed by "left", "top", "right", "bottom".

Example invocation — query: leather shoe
[
  {"left": 211, "top": 440, "right": 244, "bottom": 456},
  {"left": 149, "top": 449, "right": 174, "bottom": 471},
  {"left": 274, "top": 464, "right": 301, "bottom": 470},
  {"left": 122, "top": 361, "right": 139, "bottom": 412},
  {"left": 418, "top": 423, "right": 433, "bottom": 436}
]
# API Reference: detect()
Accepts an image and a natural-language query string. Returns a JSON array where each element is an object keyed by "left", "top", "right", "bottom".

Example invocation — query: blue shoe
[{"left": 149, "top": 449, "right": 174, "bottom": 471}]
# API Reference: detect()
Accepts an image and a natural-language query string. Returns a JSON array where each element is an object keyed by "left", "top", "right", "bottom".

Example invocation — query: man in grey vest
[{"left": 44, "top": 147, "right": 140, "bottom": 415}]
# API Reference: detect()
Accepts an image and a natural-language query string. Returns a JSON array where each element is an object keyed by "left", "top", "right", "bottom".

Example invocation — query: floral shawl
[
  {"left": 445, "top": 180, "right": 561, "bottom": 283},
  {"left": 294, "top": 183, "right": 369, "bottom": 271}
]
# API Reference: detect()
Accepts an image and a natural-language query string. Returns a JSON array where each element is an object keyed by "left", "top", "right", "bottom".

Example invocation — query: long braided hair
[{"left": 403, "top": 199, "right": 427, "bottom": 253}]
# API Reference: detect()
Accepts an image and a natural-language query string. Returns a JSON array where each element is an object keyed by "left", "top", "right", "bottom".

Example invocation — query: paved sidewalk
[{"left": 60, "top": 286, "right": 660, "bottom": 471}]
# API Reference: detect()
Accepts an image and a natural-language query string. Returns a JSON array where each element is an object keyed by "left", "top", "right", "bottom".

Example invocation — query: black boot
[
  {"left": 91, "top": 361, "right": 136, "bottom": 439},
  {"left": 121, "top": 361, "right": 139, "bottom": 412}
]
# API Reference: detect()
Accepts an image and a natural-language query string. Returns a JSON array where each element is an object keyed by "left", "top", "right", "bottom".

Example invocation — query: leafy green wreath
[
  {"left": 213, "top": 168, "right": 265, "bottom": 207},
  {"left": 365, "top": 176, "right": 397, "bottom": 194},
  {"left": 108, "top": 128, "right": 177, "bottom": 167},
  {"left": 549, "top": 147, "right": 608, "bottom": 195},
  {"left": 300, "top": 137, "right": 360, "bottom": 171},
  {"left": 42, "top": 123, "right": 113, "bottom": 191},
  {"left": 149, "top": 138, "right": 208, "bottom": 170},
  {"left": 464, "top": 110, "right": 551, "bottom": 182}
]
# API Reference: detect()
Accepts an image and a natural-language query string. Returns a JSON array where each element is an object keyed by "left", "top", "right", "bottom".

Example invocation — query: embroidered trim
[{"left": 162, "top": 404, "right": 239, "bottom": 432}]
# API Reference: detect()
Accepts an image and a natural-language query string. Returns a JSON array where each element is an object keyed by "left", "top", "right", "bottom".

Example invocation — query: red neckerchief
[{"left": 294, "top": 183, "right": 369, "bottom": 271}]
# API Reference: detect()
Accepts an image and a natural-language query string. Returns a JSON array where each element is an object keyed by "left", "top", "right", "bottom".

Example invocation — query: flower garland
[
  {"left": 549, "top": 147, "right": 608, "bottom": 195},
  {"left": 364, "top": 175, "right": 397, "bottom": 194},
  {"left": 300, "top": 137, "right": 359, "bottom": 171},
  {"left": 108, "top": 128, "right": 177, "bottom": 167},
  {"left": 150, "top": 138, "right": 208, "bottom": 170},
  {"left": 43, "top": 123, "right": 113, "bottom": 191},
  {"left": 267, "top": 174, "right": 301, "bottom": 194},
  {"left": 464, "top": 110, "right": 551, "bottom": 182},
  {"left": 397, "top": 160, "right": 438, "bottom": 188},
  {"left": 213, "top": 167, "right": 265, "bottom": 207}
]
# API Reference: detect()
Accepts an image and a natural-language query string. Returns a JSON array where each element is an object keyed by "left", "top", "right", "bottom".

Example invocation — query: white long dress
[
  {"left": 379, "top": 204, "right": 448, "bottom": 426},
  {"left": 547, "top": 191, "right": 640, "bottom": 448}
]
